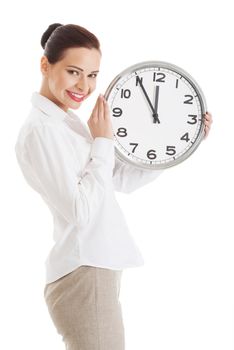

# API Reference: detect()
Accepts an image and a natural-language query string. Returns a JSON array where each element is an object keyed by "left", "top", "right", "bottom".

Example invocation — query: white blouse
[{"left": 15, "top": 92, "right": 164, "bottom": 284}]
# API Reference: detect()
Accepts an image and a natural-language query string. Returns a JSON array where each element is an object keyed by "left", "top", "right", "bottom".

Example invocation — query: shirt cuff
[{"left": 90, "top": 137, "right": 115, "bottom": 169}]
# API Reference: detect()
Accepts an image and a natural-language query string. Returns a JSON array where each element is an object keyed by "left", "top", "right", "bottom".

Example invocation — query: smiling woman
[{"left": 15, "top": 20, "right": 213, "bottom": 350}]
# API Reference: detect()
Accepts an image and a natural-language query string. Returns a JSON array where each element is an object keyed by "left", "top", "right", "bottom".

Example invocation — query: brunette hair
[{"left": 40, "top": 23, "right": 101, "bottom": 64}]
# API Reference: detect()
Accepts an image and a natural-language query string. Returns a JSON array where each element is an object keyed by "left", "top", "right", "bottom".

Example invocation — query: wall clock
[{"left": 104, "top": 60, "right": 207, "bottom": 170}]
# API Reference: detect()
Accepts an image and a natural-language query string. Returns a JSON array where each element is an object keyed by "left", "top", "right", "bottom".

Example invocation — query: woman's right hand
[{"left": 87, "top": 94, "right": 114, "bottom": 140}]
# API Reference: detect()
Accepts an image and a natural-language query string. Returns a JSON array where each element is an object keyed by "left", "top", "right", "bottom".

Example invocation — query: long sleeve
[
  {"left": 15, "top": 92, "right": 155, "bottom": 284},
  {"left": 22, "top": 124, "right": 115, "bottom": 228},
  {"left": 112, "top": 155, "right": 164, "bottom": 194}
]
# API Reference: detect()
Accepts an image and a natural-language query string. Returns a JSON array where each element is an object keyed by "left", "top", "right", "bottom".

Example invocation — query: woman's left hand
[{"left": 203, "top": 111, "right": 213, "bottom": 139}]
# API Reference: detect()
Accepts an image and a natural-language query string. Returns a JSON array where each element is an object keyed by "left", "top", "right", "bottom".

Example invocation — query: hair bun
[{"left": 41, "top": 23, "right": 63, "bottom": 49}]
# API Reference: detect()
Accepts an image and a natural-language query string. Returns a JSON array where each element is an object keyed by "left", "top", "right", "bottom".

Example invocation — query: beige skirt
[{"left": 44, "top": 265, "right": 125, "bottom": 350}]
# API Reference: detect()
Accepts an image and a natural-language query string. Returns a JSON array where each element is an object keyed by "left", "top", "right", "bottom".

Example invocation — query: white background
[{"left": 1, "top": 0, "right": 233, "bottom": 349}]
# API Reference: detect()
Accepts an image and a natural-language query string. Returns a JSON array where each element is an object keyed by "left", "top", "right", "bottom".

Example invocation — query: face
[{"left": 40, "top": 47, "right": 101, "bottom": 112}]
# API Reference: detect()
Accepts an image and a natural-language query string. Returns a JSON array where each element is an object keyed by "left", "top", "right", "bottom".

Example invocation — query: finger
[
  {"left": 92, "top": 95, "right": 101, "bottom": 122},
  {"left": 103, "top": 97, "right": 110, "bottom": 120},
  {"left": 205, "top": 113, "right": 212, "bottom": 120},
  {"left": 208, "top": 115, "right": 213, "bottom": 123},
  {"left": 205, "top": 111, "right": 213, "bottom": 121},
  {"left": 98, "top": 95, "right": 104, "bottom": 120},
  {"left": 93, "top": 94, "right": 100, "bottom": 111},
  {"left": 203, "top": 114, "right": 212, "bottom": 125}
]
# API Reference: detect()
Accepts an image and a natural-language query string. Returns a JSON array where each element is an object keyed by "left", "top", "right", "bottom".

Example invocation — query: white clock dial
[{"left": 105, "top": 61, "right": 207, "bottom": 170}]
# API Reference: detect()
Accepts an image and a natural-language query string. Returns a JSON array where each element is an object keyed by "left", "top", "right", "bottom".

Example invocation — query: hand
[
  {"left": 87, "top": 94, "right": 114, "bottom": 140},
  {"left": 203, "top": 111, "right": 213, "bottom": 140}
]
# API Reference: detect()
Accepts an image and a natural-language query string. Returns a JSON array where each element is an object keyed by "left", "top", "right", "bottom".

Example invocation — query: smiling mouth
[{"left": 66, "top": 90, "right": 86, "bottom": 102}]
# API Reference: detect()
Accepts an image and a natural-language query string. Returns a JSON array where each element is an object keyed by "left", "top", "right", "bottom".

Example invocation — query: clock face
[{"left": 105, "top": 61, "right": 207, "bottom": 169}]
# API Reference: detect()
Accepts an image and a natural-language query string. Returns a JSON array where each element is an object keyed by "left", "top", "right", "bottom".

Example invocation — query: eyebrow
[{"left": 67, "top": 65, "right": 99, "bottom": 73}]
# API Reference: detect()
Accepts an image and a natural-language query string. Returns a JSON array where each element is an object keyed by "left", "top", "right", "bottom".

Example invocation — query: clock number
[
  {"left": 180, "top": 132, "right": 190, "bottom": 142},
  {"left": 153, "top": 72, "right": 166, "bottom": 83},
  {"left": 136, "top": 76, "right": 143, "bottom": 86},
  {"left": 121, "top": 89, "right": 131, "bottom": 99},
  {"left": 116, "top": 127, "right": 127, "bottom": 137},
  {"left": 187, "top": 114, "right": 198, "bottom": 124},
  {"left": 129, "top": 143, "right": 138, "bottom": 153},
  {"left": 183, "top": 95, "right": 193, "bottom": 104},
  {"left": 147, "top": 149, "right": 157, "bottom": 160},
  {"left": 166, "top": 146, "right": 176, "bottom": 156},
  {"left": 112, "top": 107, "right": 123, "bottom": 117}
]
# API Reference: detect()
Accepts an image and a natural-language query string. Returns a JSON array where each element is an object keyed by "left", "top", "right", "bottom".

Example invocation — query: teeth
[{"left": 70, "top": 91, "right": 84, "bottom": 98}]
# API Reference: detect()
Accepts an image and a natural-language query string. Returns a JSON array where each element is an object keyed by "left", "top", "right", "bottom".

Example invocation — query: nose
[{"left": 76, "top": 75, "right": 88, "bottom": 94}]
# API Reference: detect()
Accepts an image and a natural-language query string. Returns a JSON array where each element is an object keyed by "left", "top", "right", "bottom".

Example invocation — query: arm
[
  {"left": 22, "top": 124, "right": 114, "bottom": 228},
  {"left": 112, "top": 155, "right": 164, "bottom": 194}
]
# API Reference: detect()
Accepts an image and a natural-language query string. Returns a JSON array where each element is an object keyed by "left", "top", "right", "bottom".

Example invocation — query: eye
[
  {"left": 88, "top": 73, "right": 98, "bottom": 78},
  {"left": 67, "top": 70, "right": 80, "bottom": 76}
]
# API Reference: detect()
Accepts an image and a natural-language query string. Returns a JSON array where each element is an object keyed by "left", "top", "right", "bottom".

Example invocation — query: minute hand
[{"left": 137, "top": 76, "right": 160, "bottom": 123}]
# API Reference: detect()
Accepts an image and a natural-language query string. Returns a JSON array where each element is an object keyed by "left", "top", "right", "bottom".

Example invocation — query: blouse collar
[{"left": 30, "top": 91, "right": 71, "bottom": 121}]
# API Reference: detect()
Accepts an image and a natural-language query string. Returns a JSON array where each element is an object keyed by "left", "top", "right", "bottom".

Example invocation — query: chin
[{"left": 71, "top": 104, "right": 82, "bottom": 110}]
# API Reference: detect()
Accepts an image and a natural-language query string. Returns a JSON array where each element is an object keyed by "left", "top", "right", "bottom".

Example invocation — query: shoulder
[
  {"left": 15, "top": 106, "right": 68, "bottom": 158},
  {"left": 23, "top": 107, "right": 65, "bottom": 140}
]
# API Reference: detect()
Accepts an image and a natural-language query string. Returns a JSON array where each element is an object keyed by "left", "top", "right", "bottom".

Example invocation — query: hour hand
[{"left": 153, "top": 85, "right": 160, "bottom": 124}]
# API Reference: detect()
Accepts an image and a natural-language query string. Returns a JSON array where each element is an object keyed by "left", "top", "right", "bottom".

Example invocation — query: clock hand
[
  {"left": 153, "top": 85, "right": 160, "bottom": 124},
  {"left": 136, "top": 75, "right": 158, "bottom": 122}
]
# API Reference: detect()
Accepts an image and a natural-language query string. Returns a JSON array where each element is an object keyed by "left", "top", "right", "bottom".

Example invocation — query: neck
[{"left": 39, "top": 79, "right": 68, "bottom": 112}]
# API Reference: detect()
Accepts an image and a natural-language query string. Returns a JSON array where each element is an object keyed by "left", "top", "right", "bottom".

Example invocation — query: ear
[{"left": 40, "top": 55, "right": 50, "bottom": 77}]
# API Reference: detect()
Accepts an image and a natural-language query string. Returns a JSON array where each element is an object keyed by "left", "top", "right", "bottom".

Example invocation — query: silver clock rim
[{"left": 104, "top": 60, "right": 207, "bottom": 170}]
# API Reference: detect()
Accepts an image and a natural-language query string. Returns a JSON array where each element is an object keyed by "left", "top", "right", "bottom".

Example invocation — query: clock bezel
[{"left": 104, "top": 60, "right": 207, "bottom": 170}]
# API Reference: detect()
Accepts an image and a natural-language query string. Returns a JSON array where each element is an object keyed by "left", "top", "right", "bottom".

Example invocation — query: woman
[{"left": 15, "top": 23, "right": 213, "bottom": 350}]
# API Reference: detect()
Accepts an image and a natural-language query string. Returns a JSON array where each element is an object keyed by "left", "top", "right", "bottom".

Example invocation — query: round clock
[{"left": 104, "top": 60, "right": 207, "bottom": 170}]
